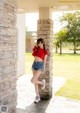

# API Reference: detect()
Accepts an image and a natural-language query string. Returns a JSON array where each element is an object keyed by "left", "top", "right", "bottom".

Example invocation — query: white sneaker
[
  {"left": 34, "top": 96, "right": 40, "bottom": 103},
  {"left": 42, "top": 79, "right": 46, "bottom": 89}
]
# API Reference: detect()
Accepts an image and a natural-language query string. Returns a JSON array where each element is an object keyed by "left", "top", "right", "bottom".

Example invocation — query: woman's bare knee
[
  {"left": 31, "top": 78, "right": 36, "bottom": 84},
  {"left": 31, "top": 71, "right": 42, "bottom": 84}
]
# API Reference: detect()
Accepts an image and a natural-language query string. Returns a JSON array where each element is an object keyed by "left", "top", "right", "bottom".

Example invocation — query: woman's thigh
[
  {"left": 32, "top": 70, "right": 42, "bottom": 80},
  {"left": 32, "top": 70, "right": 36, "bottom": 76}
]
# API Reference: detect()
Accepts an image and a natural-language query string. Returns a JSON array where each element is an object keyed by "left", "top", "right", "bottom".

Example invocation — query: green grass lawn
[
  {"left": 25, "top": 53, "right": 34, "bottom": 74},
  {"left": 53, "top": 53, "right": 80, "bottom": 100},
  {"left": 26, "top": 52, "right": 80, "bottom": 100}
]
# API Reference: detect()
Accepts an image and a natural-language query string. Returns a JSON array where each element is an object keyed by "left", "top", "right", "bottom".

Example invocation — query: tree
[
  {"left": 60, "top": 11, "right": 80, "bottom": 54},
  {"left": 54, "top": 28, "right": 68, "bottom": 54},
  {"left": 53, "top": 38, "right": 59, "bottom": 53}
]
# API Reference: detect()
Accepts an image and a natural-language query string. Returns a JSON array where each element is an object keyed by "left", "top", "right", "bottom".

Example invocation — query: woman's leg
[
  {"left": 31, "top": 70, "right": 39, "bottom": 96},
  {"left": 31, "top": 70, "right": 42, "bottom": 85},
  {"left": 31, "top": 70, "right": 42, "bottom": 96}
]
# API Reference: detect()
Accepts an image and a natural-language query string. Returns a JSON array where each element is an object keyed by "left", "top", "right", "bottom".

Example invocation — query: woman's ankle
[{"left": 36, "top": 95, "right": 40, "bottom": 97}]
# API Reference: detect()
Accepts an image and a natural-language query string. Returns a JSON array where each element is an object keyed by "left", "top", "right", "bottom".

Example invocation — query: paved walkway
[{"left": 16, "top": 74, "right": 80, "bottom": 113}]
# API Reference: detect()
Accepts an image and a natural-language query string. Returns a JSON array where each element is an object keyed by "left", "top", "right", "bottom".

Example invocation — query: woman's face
[{"left": 37, "top": 41, "right": 43, "bottom": 48}]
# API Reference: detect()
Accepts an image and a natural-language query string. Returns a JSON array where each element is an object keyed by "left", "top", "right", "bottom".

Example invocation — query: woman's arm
[
  {"left": 44, "top": 55, "right": 47, "bottom": 63},
  {"left": 43, "top": 55, "right": 48, "bottom": 71},
  {"left": 33, "top": 45, "right": 37, "bottom": 51}
]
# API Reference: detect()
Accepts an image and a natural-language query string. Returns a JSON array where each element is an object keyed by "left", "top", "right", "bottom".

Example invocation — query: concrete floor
[{"left": 16, "top": 74, "right": 80, "bottom": 113}]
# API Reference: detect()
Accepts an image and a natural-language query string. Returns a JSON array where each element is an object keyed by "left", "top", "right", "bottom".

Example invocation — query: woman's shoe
[
  {"left": 34, "top": 96, "right": 40, "bottom": 103},
  {"left": 42, "top": 79, "right": 46, "bottom": 89}
]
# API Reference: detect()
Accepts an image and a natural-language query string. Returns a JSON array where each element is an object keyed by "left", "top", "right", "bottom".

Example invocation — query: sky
[
  {"left": 52, "top": 12, "right": 63, "bottom": 33},
  {"left": 26, "top": 12, "right": 63, "bottom": 33},
  {"left": 26, "top": 10, "right": 78, "bottom": 33}
]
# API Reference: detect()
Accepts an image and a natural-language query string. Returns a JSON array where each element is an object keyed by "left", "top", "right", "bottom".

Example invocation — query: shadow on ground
[{"left": 17, "top": 99, "right": 51, "bottom": 113}]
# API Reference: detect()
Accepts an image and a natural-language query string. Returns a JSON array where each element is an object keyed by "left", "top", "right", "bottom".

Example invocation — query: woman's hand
[
  {"left": 42, "top": 55, "right": 47, "bottom": 74},
  {"left": 44, "top": 64, "right": 46, "bottom": 71},
  {"left": 42, "top": 65, "right": 45, "bottom": 74}
]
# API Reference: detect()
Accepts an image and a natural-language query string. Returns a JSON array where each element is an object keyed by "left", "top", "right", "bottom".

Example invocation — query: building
[{"left": 0, "top": 0, "right": 80, "bottom": 113}]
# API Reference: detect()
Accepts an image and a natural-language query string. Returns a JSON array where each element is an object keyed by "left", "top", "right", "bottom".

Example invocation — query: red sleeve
[
  {"left": 45, "top": 50, "right": 48, "bottom": 55},
  {"left": 33, "top": 46, "right": 37, "bottom": 52}
]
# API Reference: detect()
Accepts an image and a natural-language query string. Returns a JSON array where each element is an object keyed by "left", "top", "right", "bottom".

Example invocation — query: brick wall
[{"left": 0, "top": 0, "right": 17, "bottom": 113}]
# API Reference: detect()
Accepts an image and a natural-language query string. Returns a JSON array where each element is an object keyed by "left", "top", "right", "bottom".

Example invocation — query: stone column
[
  {"left": 37, "top": 7, "right": 53, "bottom": 99},
  {"left": 0, "top": 0, "right": 17, "bottom": 113}
]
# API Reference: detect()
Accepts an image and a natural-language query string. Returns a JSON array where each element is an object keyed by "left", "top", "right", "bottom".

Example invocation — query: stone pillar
[
  {"left": 37, "top": 7, "right": 53, "bottom": 99},
  {"left": 0, "top": 0, "right": 17, "bottom": 113}
]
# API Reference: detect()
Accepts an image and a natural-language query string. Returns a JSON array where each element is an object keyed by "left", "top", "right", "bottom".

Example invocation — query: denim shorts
[{"left": 32, "top": 61, "right": 44, "bottom": 72}]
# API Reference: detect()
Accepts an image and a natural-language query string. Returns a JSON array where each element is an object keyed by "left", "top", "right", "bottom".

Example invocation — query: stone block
[
  {"left": 2, "top": 65, "right": 15, "bottom": 74},
  {"left": 0, "top": 68, "right": 2, "bottom": 75}
]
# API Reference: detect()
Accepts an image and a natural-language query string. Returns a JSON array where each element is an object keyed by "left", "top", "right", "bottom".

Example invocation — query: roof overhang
[{"left": 17, "top": 0, "right": 80, "bottom": 13}]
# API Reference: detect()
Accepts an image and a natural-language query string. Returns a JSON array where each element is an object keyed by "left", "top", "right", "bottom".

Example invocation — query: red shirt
[{"left": 32, "top": 46, "right": 48, "bottom": 61}]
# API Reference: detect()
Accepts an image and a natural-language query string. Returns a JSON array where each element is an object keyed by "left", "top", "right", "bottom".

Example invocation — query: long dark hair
[{"left": 36, "top": 38, "right": 46, "bottom": 53}]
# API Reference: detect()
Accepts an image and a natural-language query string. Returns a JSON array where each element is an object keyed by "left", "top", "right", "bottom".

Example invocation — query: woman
[{"left": 31, "top": 38, "right": 48, "bottom": 103}]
